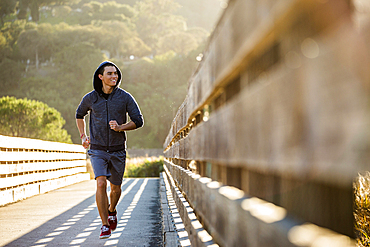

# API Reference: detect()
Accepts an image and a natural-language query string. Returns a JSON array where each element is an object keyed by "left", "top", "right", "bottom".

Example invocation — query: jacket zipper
[{"left": 106, "top": 99, "right": 109, "bottom": 152}]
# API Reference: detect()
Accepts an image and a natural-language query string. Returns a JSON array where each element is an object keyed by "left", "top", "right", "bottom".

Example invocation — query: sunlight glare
[
  {"left": 69, "top": 238, "right": 86, "bottom": 244},
  {"left": 35, "top": 237, "right": 54, "bottom": 244},
  {"left": 178, "top": 230, "right": 189, "bottom": 238},
  {"left": 83, "top": 227, "right": 97, "bottom": 231},
  {"left": 301, "top": 38, "right": 319, "bottom": 59},
  {"left": 54, "top": 226, "right": 71, "bottom": 231},
  {"left": 219, "top": 186, "right": 244, "bottom": 200},
  {"left": 288, "top": 223, "right": 354, "bottom": 247},
  {"left": 63, "top": 222, "right": 76, "bottom": 225},
  {"left": 191, "top": 221, "right": 203, "bottom": 230},
  {"left": 180, "top": 239, "right": 192, "bottom": 246},
  {"left": 46, "top": 232, "right": 63, "bottom": 237},
  {"left": 198, "top": 230, "right": 213, "bottom": 242},
  {"left": 241, "top": 197, "right": 287, "bottom": 223},
  {"left": 75, "top": 232, "right": 92, "bottom": 238}
]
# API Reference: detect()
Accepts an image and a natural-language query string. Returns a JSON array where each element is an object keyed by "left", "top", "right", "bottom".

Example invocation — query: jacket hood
[{"left": 93, "top": 61, "right": 122, "bottom": 95}]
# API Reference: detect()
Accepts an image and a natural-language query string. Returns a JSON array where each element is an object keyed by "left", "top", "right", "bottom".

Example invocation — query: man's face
[{"left": 99, "top": 66, "right": 118, "bottom": 88}]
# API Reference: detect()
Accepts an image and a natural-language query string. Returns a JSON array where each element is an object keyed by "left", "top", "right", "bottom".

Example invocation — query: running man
[{"left": 75, "top": 61, "right": 144, "bottom": 239}]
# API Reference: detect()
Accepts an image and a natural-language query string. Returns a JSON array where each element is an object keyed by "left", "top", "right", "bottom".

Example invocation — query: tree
[
  {"left": 17, "top": 28, "right": 42, "bottom": 66},
  {"left": 33, "top": 42, "right": 105, "bottom": 143},
  {"left": 0, "top": 96, "right": 72, "bottom": 143},
  {"left": 18, "top": 0, "right": 74, "bottom": 22},
  {"left": 53, "top": 41, "right": 105, "bottom": 87},
  {"left": 0, "top": 58, "right": 25, "bottom": 92},
  {"left": 0, "top": 33, "right": 7, "bottom": 61},
  {"left": 134, "top": 0, "right": 186, "bottom": 51},
  {"left": 0, "top": 0, "right": 213, "bottom": 148},
  {"left": 0, "top": 0, "right": 17, "bottom": 26},
  {"left": 157, "top": 32, "right": 197, "bottom": 55},
  {"left": 17, "top": 23, "right": 55, "bottom": 66},
  {"left": 100, "top": 1, "right": 136, "bottom": 18},
  {"left": 52, "top": 5, "right": 72, "bottom": 18},
  {"left": 123, "top": 50, "right": 200, "bottom": 148},
  {"left": 97, "top": 20, "right": 150, "bottom": 58},
  {"left": 175, "top": 0, "right": 222, "bottom": 31},
  {"left": 1, "top": 20, "right": 27, "bottom": 51}
]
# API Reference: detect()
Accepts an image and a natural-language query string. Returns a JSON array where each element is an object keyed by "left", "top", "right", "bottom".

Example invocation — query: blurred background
[
  {"left": 0, "top": 0, "right": 225, "bottom": 147},
  {"left": 1, "top": 0, "right": 370, "bottom": 245}
]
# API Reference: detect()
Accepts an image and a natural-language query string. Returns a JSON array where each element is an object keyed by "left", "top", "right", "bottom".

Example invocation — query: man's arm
[
  {"left": 126, "top": 93, "right": 144, "bottom": 129},
  {"left": 76, "top": 118, "right": 90, "bottom": 149},
  {"left": 109, "top": 120, "right": 136, "bottom": 132}
]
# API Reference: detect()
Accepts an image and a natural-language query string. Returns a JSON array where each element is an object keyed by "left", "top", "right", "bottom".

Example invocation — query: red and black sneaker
[
  {"left": 108, "top": 210, "right": 117, "bottom": 231},
  {"left": 99, "top": 225, "right": 111, "bottom": 239}
]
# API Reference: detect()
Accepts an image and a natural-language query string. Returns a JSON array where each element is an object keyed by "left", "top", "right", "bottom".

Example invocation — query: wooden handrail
[
  {"left": 0, "top": 135, "right": 90, "bottom": 206},
  {"left": 163, "top": 0, "right": 370, "bottom": 245}
]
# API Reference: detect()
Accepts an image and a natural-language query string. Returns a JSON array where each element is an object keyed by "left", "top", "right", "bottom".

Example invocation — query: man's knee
[
  {"left": 96, "top": 176, "right": 107, "bottom": 189},
  {"left": 111, "top": 184, "right": 121, "bottom": 194}
]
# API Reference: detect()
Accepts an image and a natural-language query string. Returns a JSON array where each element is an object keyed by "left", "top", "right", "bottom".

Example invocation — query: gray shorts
[{"left": 87, "top": 149, "right": 126, "bottom": 185}]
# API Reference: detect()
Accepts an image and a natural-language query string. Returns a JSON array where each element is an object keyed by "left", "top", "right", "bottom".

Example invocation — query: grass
[
  {"left": 85, "top": 156, "right": 164, "bottom": 179},
  {"left": 354, "top": 172, "right": 370, "bottom": 247},
  {"left": 124, "top": 156, "right": 164, "bottom": 178}
]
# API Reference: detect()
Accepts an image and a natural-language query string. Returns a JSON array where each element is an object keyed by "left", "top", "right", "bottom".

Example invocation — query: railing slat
[
  {"left": 0, "top": 135, "right": 85, "bottom": 153},
  {"left": 0, "top": 167, "right": 86, "bottom": 189},
  {"left": 0, "top": 152, "right": 86, "bottom": 162},
  {"left": 0, "top": 160, "right": 86, "bottom": 174},
  {"left": 0, "top": 135, "right": 89, "bottom": 206}
]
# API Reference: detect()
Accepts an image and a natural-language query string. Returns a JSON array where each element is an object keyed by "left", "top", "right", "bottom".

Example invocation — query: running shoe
[
  {"left": 108, "top": 210, "right": 117, "bottom": 231},
  {"left": 100, "top": 225, "right": 111, "bottom": 239}
]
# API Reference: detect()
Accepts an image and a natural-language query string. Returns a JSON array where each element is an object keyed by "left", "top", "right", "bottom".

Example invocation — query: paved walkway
[{"left": 0, "top": 178, "right": 163, "bottom": 247}]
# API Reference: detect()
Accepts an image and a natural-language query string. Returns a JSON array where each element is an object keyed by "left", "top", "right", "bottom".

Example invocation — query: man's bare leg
[
  {"left": 109, "top": 183, "right": 121, "bottom": 212},
  {"left": 96, "top": 176, "right": 109, "bottom": 226}
]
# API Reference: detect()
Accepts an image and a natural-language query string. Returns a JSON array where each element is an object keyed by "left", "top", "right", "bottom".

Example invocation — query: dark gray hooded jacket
[{"left": 76, "top": 61, "right": 143, "bottom": 152}]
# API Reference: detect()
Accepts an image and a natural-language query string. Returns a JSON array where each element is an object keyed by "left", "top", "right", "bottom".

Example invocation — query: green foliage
[
  {"left": 16, "top": 42, "right": 106, "bottom": 143},
  {"left": 157, "top": 32, "right": 197, "bottom": 55},
  {"left": 175, "top": 0, "right": 222, "bottom": 30},
  {"left": 95, "top": 20, "right": 149, "bottom": 58},
  {"left": 0, "top": 32, "right": 6, "bottom": 49},
  {"left": 0, "top": 0, "right": 217, "bottom": 147},
  {"left": 42, "top": 1, "right": 137, "bottom": 26},
  {"left": 1, "top": 20, "right": 28, "bottom": 60},
  {"left": 53, "top": 41, "right": 104, "bottom": 83},
  {"left": 52, "top": 5, "right": 72, "bottom": 17},
  {"left": 134, "top": 0, "right": 186, "bottom": 51},
  {"left": 124, "top": 49, "right": 201, "bottom": 148},
  {"left": 124, "top": 157, "right": 164, "bottom": 177},
  {"left": 118, "top": 0, "right": 137, "bottom": 5},
  {"left": 17, "top": 0, "right": 76, "bottom": 22},
  {"left": 0, "top": 58, "right": 25, "bottom": 92},
  {"left": 100, "top": 1, "right": 136, "bottom": 18},
  {"left": 0, "top": 96, "right": 72, "bottom": 143},
  {"left": 0, "top": 0, "right": 17, "bottom": 26},
  {"left": 85, "top": 1, "right": 137, "bottom": 23},
  {"left": 354, "top": 172, "right": 370, "bottom": 246}
]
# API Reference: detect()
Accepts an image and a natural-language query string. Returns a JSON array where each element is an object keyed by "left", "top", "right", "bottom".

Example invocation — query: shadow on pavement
[{"left": 5, "top": 178, "right": 162, "bottom": 247}]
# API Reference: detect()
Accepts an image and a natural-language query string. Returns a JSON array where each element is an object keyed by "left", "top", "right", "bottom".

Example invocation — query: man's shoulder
[
  {"left": 85, "top": 90, "right": 98, "bottom": 96},
  {"left": 82, "top": 90, "right": 97, "bottom": 97},
  {"left": 114, "top": 87, "right": 132, "bottom": 97},
  {"left": 115, "top": 87, "right": 127, "bottom": 93},
  {"left": 81, "top": 90, "right": 99, "bottom": 103}
]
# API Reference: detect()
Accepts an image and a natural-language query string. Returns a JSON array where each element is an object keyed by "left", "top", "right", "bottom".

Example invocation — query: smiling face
[{"left": 98, "top": 66, "right": 118, "bottom": 93}]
